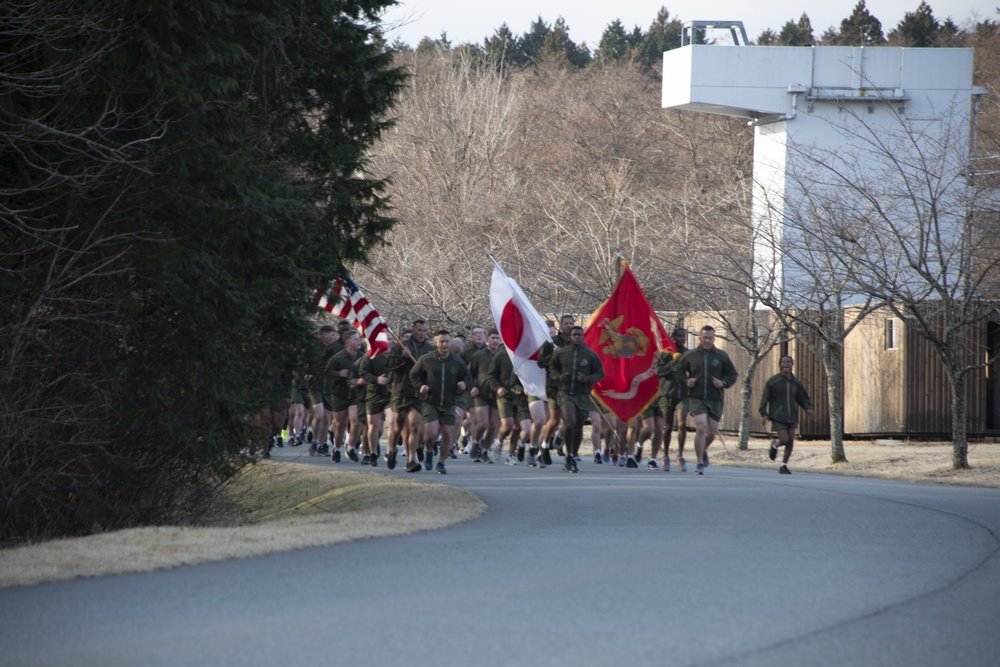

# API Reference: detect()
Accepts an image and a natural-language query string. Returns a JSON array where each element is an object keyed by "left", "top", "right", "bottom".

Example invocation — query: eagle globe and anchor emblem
[{"left": 594, "top": 315, "right": 661, "bottom": 401}]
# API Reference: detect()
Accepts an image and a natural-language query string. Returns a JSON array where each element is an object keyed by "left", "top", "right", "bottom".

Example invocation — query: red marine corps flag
[{"left": 584, "top": 263, "right": 675, "bottom": 421}]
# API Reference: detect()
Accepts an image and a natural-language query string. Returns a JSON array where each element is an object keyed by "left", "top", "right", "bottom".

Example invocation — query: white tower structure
[{"left": 662, "top": 32, "right": 986, "bottom": 307}]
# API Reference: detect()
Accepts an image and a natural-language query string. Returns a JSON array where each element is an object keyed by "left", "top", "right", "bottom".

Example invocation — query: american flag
[{"left": 315, "top": 275, "right": 390, "bottom": 357}]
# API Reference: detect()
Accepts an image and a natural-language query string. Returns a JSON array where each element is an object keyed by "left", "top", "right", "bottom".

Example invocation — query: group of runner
[{"left": 264, "top": 315, "right": 813, "bottom": 475}]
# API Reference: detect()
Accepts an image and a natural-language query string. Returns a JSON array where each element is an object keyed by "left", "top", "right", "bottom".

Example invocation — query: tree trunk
[
  {"left": 823, "top": 340, "right": 848, "bottom": 463},
  {"left": 737, "top": 357, "right": 760, "bottom": 450},
  {"left": 949, "top": 363, "right": 970, "bottom": 469}
]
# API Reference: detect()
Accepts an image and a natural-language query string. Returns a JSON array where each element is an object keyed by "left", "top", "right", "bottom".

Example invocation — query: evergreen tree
[
  {"left": 889, "top": 2, "right": 940, "bottom": 46},
  {"left": 598, "top": 19, "right": 631, "bottom": 62},
  {"left": 635, "top": 6, "right": 684, "bottom": 72},
  {"left": 541, "top": 17, "right": 591, "bottom": 68},
  {"left": 834, "top": 1, "right": 886, "bottom": 45},
  {"left": 484, "top": 23, "right": 523, "bottom": 68},
  {"left": 519, "top": 16, "right": 551, "bottom": 65},
  {"left": 756, "top": 28, "right": 780, "bottom": 45},
  {"left": 0, "top": 0, "right": 406, "bottom": 540},
  {"left": 778, "top": 14, "right": 816, "bottom": 46}
]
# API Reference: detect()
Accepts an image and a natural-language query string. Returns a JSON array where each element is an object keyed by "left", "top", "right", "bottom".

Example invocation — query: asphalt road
[{"left": 2, "top": 446, "right": 999, "bottom": 667}]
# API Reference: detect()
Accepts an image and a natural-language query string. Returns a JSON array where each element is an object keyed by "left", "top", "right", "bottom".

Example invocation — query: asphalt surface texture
[{"left": 2, "top": 443, "right": 999, "bottom": 667}]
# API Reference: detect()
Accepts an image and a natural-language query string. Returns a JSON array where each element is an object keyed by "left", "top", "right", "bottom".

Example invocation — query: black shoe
[
  {"left": 769, "top": 440, "right": 778, "bottom": 461},
  {"left": 779, "top": 464, "right": 791, "bottom": 474},
  {"left": 593, "top": 452, "right": 603, "bottom": 464},
  {"left": 332, "top": 449, "right": 341, "bottom": 463},
  {"left": 516, "top": 444, "right": 525, "bottom": 462},
  {"left": 541, "top": 448, "right": 553, "bottom": 466},
  {"left": 563, "top": 458, "right": 573, "bottom": 472},
  {"left": 626, "top": 457, "right": 638, "bottom": 468},
  {"left": 635, "top": 445, "right": 643, "bottom": 463},
  {"left": 318, "top": 443, "right": 330, "bottom": 456},
  {"left": 361, "top": 454, "right": 370, "bottom": 465},
  {"left": 387, "top": 449, "right": 397, "bottom": 470},
  {"left": 450, "top": 448, "right": 458, "bottom": 459},
  {"left": 416, "top": 446, "right": 424, "bottom": 462},
  {"left": 308, "top": 443, "right": 318, "bottom": 456},
  {"left": 405, "top": 460, "right": 421, "bottom": 473},
  {"left": 556, "top": 447, "right": 566, "bottom": 458},
  {"left": 568, "top": 456, "right": 579, "bottom": 473},
  {"left": 369, "top": 453, "right": 378, "bottom": 467},
  {"left": 702, "top": 452, "right": 709, "bottom": 468},
  {"left": 347, "top": 448, "right": 359, "bottom": 462}
]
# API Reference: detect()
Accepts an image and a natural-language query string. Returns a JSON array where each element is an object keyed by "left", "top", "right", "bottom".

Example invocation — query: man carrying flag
[
  {"left": 488, "top": 257, "right": 553, "bottom": 464},
  {"left": 584, "top": 263, "right": 675, "bottom": 468},
  {"left": 316, "top": 274, "right": 390, "bottom": 358}
]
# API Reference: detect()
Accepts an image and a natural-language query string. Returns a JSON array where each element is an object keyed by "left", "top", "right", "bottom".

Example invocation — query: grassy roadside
[{"left": 0, "top": 462, "right": 486, "bottom": 589}]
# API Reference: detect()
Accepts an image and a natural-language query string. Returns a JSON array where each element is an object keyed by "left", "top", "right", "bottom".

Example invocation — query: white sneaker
[{"left": 504, "top": 454, "right": 518, "bottom": 465}]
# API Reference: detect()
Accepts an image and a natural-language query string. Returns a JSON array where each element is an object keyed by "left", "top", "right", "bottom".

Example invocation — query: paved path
[{"left": 2, "top": 446, "right": 999, "bottom": 667}]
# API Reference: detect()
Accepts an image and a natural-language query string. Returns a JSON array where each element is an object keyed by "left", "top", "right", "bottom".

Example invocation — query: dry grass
[
  {"left": 3, "top": 438, "right": 998, "bottom": 589},
  {"left": 702, "top": 436, "right": 1000, "bottom": 487},
  {"left": 0, "top": 462, "right": 485, "bottom": 589}
]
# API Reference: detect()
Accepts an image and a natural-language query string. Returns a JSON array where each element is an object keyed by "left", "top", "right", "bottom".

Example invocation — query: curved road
[{"left": 2, "top": 448, "right": 999, "bottom": 667}]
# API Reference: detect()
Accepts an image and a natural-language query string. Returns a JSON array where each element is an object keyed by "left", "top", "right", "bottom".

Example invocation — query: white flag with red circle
[{"left": 489, "top": 260, "right": 551, "bottom": 400}]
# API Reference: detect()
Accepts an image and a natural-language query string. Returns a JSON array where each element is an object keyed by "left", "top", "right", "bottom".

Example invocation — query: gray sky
[{"left": 381, "top": 0, "right": 996, "bottom": 48}]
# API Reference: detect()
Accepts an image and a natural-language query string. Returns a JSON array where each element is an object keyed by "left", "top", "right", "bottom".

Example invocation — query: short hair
[
  {"left": 337, "top": 319, "right": 352, "bottom": 330},
  {"left": 780, "top": 355, "right": 794, "bottom": 363},
  {"left": 561, "top": 314, "right": 575, "bottom": 322},
  {"left": 413, "top": 319, "right": 426, "bottom": 326},
  {"left": 341, "top": 329, "right": 359, "bottom": 340},
  {"left": 435, "top": 329, "right": 451, "bottom": 337},
  {"left": 320, "top": 324, "right": 336, "bottom": 334},
  {"left": 571, "top": 325, "right": 584, "bottom": 334},
  {"left": 672, "top": 327, "right": 688, "bottom": 337},
  {"left": 487, "top": 328, "right": 499, "bottom": 337},
  {"left": 701, "top": 325, "right": 715, "bottom": 334},
  {"left": 545, "top": 320, "right": 555, "bottom": 328}
]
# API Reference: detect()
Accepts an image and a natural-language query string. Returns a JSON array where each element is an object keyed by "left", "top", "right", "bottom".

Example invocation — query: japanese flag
[{"left": 489, "top": 262, "right": 551, "bottom": 400}]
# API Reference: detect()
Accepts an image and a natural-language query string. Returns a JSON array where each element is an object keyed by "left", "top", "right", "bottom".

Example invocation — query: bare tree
[{"left": 800, "top": 101, "right": 1000, "bottom": 467}]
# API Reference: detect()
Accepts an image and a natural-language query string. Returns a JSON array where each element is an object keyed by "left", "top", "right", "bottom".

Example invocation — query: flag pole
[
  {"left": 588, "top": 394, "right": 626, "bottom": 451},
  {"left": 386, "top": 325, "right": 419, "bottom": 363}
]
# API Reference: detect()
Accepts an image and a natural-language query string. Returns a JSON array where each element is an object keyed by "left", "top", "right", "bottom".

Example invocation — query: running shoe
[
  {"left": 662, "top": 458, "right": 671, "bottom": 472},
  {"left": 602, "top": 452, "right": 611, "bottom": 464},
  {"left": 517, "top": 443, "right": 526, "bottom": 462},
  {"left": 416, "top": 445, "right": 424, "bottom": 462},
  {"left": 563, "top": 457, "right": 573, "bottom": 472},
  {"left": 347, "top": 448, "right": 359, "bottom": 462},
  {"left": 635, "top": 445, "right": 643, "bottom": 463},
  {"left": 779, "top": 464, "right": 791, "bottom": 474},
  {"left": 702, "top": 452, "right": 709, "bottom": 468},
  {"left": 361, "top": 454, "right": 370, "bottom": 465},
  {"left": 331, "top": 449, "right": 341, "bottom": 463},
  {"left": 369, "top": 453, "right": 378, "bottom": 467},
  {"left": 318, "top": 443, "right": 330, "bottom": 456},
  {"left": 647, "top": 459, "right": 659, "bottom": 470},
  {"left": 436, "top": 462, "right": 447, "bottom": 474},
  {"left": 568, "top": 456, "right": 579, "bottom": 473},
  {"left": 308, "top": 443, "right": 318, "bottom": 456},
  {"left": 387, "top": 449, "right": 397, "bottom": 470},
  {"left": 424, "top": 449, "right": 434, "bottom": 471},
  {"left": 769, "top": 440, "right": 778, "bottom": 461},
  {"left": 696, "top": 463, "right": 705, "bottom": 475},
  {"left": 504, "top": 454, "right": 518, "bottom": 466},
  {"left": 677, "top": 456, "right": 687, "bottom": 473},
  {"left": 527, "top": 450, "right": 537, "bottom": 467},
  {"left": 615, "top": 456, "right": 625, "bottom": 467},
  {"left": 626, "top": 457, "right": 638, "bottom": 468},
  {"left": 540, "top": 448, "right": 553, "bottom": 466},
  {"left": 594, "top": 452, "right": 603, "bottom": 464},
  {"left": 405, "top": 460, "right": 421, "bottom": 473}
]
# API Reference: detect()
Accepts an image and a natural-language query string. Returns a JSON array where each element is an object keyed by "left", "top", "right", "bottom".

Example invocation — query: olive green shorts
[
  {"left": 390, "top": 394, "right": 420, "bottom": 413},
  {"left": 688, "top": 398, "right": 723, "bottom": 422},
  {"left": 421, "top": 402, "right": 457, "bottom": 426},
  {"left": 770, "top": 420, "right": 794, "bottom": 433}
]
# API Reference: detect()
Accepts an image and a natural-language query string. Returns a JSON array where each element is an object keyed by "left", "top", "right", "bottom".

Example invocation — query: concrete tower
[{"left": 662, "top": 34, "right": 985, "bottom": 307}]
